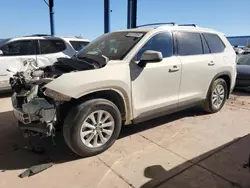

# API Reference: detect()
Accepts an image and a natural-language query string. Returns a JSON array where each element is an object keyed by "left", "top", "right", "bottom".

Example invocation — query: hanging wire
[{"left": 43, "top": 0, "right": 49, "bottom": 6}]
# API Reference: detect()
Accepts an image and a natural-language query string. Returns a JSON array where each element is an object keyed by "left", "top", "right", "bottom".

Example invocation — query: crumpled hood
[
  {"left": 41, "top": 54, "right": 109, "bottom": 79},
  {"left": 44, "top": 61, "right": 130, "bottom": 99}
]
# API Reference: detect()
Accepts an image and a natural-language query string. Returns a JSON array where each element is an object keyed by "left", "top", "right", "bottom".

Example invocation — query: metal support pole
[
  {"left": 127, "top": 0, "right": 131, "bottom": 29},
  {"left": 49, "top": 0, "right": 55, "bottom": 36},
  {"left": 104, "top": 0, "right": 110, "bottom": 33},
  {"left": 131, "top": 0, "right": 137, "bottom": 28}
]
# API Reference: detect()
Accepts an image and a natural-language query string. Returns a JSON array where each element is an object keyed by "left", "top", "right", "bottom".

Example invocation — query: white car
[
  {"left": 0, "top": 35, "right": 90, "bottom": 91},
  {"left": 10, "top": 24, "right": 236, "bottom": 157}
]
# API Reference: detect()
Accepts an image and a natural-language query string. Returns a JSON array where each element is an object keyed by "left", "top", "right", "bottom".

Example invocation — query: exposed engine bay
[{"left": 10, "top": 56, "right": 107, "bottom": 138}]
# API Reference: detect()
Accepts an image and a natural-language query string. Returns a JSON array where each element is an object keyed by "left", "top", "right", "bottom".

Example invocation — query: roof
[
  {"left": 114, "top": 25, "right": 220, "bottom": 35},
  {"left": 7, "top": 35, "right": 90, "bottom": 42}
]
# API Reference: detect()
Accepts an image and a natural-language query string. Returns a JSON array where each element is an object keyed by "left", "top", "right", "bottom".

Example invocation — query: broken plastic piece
[{"left": 18, "top": 162, "right": 53, "bottom": 178}]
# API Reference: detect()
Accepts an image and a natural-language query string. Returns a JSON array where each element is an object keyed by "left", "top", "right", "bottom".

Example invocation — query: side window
[
  {"left": 0, "top": 40, "right": 36, "bottom": 56},
  {"left": 39, "top": 39, "right": 66, "bottom": 54},
  {"left": 69, "top": 41, "right": 90, "bottom": 51},
  {"left": 137, "top": 32, "right": 173, "bottom": 60},
  {"left": 201, "top": 34, "right": 210, "bottom": 54},
  {"left": 203, "top": 33, "right": 225, "bottom": 53},
  {"left": 177, "top": 32, "right": 203, "bottom": 56}
]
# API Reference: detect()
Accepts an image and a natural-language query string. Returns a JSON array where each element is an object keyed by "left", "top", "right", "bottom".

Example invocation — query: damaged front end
[
  {"left": 10, "top": 64, "right": 70, "bottom": 138},
  {"left": 10, "top": 57, "right": 102, "bottom": 138}
]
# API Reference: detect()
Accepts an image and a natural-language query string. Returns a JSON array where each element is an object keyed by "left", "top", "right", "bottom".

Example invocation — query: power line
[{"left": 43, "top": 0, "right": 49, "bottom": 7}]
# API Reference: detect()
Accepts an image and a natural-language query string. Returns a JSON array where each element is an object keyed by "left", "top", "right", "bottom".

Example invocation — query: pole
[
  {"left": 104, "top": 0, "right": 110, "bottom": 33},
  {"left": 49, "top": 0, "right": 55, "bottom": 36},
  {"left": 127, "top": 0, "right": 131, "bottom": 29},
  {"left": 131, "top": 0, "right": 137, "bottom": 28}
]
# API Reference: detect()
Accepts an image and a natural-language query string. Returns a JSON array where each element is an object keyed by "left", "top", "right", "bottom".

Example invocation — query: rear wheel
[
  {"left": 203, "top": 78, "right": 228, "bottom": 113},
  {"left": 63, "top": 99, "right": 122, "bottom": 157}
]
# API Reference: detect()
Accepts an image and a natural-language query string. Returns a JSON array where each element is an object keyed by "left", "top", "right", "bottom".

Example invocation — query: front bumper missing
[
  {"left": 13, "top": 108, "right": 31, "bottom": 124},
  {"left": 11, "top": 94, "right": 57, "bottom": 136}
]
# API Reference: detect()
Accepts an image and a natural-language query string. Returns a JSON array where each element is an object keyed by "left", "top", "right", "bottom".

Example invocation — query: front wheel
[
  {"left": 63, "top": 99, "right": 122, "bottom": 157},
  {"left": 203, "top": 78, "right": 228, "bottom": 113}
]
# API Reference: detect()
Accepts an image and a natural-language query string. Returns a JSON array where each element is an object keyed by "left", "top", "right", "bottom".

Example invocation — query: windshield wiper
[{"left": 101, "top": 55, "right": 109, "bottom": 63}]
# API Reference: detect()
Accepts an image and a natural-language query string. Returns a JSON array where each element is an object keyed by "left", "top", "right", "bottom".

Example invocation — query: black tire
[
  {"left": 63, "top": 98, "right": 122, "bottom": 157},
  {"left": 203, "top": 78, "right": 228, "bottom": 113}
]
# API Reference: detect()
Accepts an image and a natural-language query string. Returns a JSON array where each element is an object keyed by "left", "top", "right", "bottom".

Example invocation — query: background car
[
  {"left": 236, "top": 54, "right": 250, "bottom": 89},
  {"left": 0, "top": 35, "right": 90, "bottom": 91}
]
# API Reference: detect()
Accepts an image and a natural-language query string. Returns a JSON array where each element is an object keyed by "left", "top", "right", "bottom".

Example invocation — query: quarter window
[
  {"left": 137, "top": 32, "right": 173, "bottom": 60},
  {"left": 177, "top": 32, "right": 203, "bottom": 56},
  {"left": 39, "top": 39, "right": 66, "bottom": 54},
  {"left": 203, "top": 33, "right": 225, "bottom": 53},
  {"left": 0, "top": 40, "right": 36, "bottom": 56}
]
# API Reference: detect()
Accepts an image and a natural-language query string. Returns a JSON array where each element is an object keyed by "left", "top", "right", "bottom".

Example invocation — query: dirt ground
[{"left": 0, "top": 91, "right": 250, "bottom": 188}]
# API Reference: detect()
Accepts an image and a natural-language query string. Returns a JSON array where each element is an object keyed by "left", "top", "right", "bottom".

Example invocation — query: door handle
[
  {"left": 169, "top": 65, "right": 180, "bottom": 72},
  {"left": 208, "top": 61, "right": 215, "bottom": 66}
]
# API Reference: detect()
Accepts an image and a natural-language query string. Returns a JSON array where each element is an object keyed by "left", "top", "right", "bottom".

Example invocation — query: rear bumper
[{"left": 0, "top": 82, "right": 11, "bottom": 92}]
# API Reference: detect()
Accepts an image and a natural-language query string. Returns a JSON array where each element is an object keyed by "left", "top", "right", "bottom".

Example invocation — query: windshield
[
  {"left": 76, "top": 31, "right": 145, "bottom": 60},
  {"left": 237, "top": 54, "right": 250, "bottom": 65}
]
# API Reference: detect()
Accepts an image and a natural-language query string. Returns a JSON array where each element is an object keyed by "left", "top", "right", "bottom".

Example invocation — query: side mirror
[
  {"left": 0, "top": 50, "right": 3, "bottom": 56},
  {"left": 138, "top": 50, "right": 163, "bottom": 68}
]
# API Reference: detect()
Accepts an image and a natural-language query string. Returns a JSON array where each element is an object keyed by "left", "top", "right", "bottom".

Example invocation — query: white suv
[
  {"left": 10, "top": 24, "right": 236, "bottom": 157},
  {"left": 0, "top": 35, "right": 90, "bottom": 91}
]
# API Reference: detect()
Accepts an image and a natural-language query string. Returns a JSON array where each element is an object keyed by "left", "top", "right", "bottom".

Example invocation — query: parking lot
[{"left": 0, "top": 91, "right": 250, "bottom": 188}]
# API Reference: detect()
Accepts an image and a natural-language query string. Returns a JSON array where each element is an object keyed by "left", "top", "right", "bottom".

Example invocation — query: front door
[
  {"left": 131, "top": 32, "right": 182, "bottom": 122},
  {"left": 0, "top": 40, "right": 37, "bottom": 89}
]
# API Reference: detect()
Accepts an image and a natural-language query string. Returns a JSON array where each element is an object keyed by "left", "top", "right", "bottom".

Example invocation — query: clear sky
[{"left": 0, "top": 0, "right": 249, "bottom": 40}]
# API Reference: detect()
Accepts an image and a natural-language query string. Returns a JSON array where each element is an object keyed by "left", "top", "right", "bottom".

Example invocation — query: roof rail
[
  {"left": 136, "top": 22, "right": 176, "bottom": 28},
  {"left": 178, "top": 24, "right": 197, "bottom": 27},
  {"left": 24, "top": 34, "right": 51, "bottom": 37}
]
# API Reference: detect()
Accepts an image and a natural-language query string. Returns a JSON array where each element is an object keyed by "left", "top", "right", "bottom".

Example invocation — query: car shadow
[
  {"left": 140, "top": 134, "right": 250, "bottom": 188},
  {"left": 0, "top": 107, "right": 206, "bottom": 171},
  {"left": 232, "top": 89, "right": 250, "bottom": 97},
  {"left": 119, "top": 107, "right": 206, "bottom": 139}
]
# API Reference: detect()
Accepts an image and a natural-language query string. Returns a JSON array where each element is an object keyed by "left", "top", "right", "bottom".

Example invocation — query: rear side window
[
  {"left": 177, "top": 32, "right": 203, "bottom": 56},
  {"left": 203, "top": 33, "right": 225, "bottom": 53},
  {"left": 0, "top": 40, "right": 36, "bottom": 56},
  {"left": 137, "top": 32, "right": 173, "bottom": 60},
  {"left": 39, "top": 39, "right": 66, "bottom": 54},
  {"left": 69, "top": 41, "right": 90, "bottom": 51}
]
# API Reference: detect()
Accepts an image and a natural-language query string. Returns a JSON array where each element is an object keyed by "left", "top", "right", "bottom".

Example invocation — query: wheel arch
[
  {"left": 207, "top": 71, "right": 232, "bottom": 99},
  {"left": 74, "top": 88, "right": 131, "bottom": 124}
]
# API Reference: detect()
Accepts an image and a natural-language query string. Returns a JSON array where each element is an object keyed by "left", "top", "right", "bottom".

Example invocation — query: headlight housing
[{"left": 44, "top": 88, "right": 71, "bottom": 101}]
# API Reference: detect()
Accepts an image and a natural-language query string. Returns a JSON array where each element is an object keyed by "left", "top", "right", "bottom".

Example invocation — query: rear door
[
  {"left": 0, "top": 40, "right": 37, "bottom": 89},
  {"left": 36, "top": 39, "right": 68, "bottom": 67},
  {"left": 203, "top": 33, "right": 227, "bottom": 74},
  {"left": 177, "top": 32, "right": 215, "bottom": 107}
]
